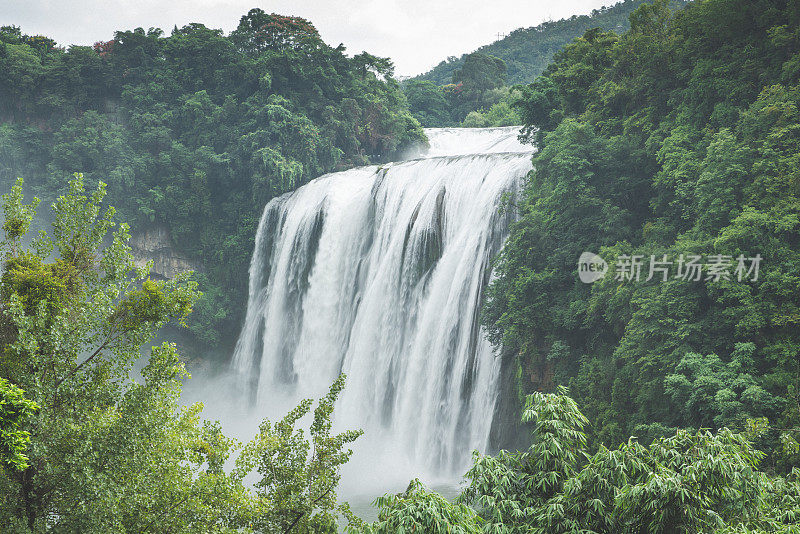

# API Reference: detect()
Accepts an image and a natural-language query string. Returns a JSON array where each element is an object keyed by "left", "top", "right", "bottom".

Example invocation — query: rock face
[{"left": 129, "top": 226, "right": 202, "bottom": 280}]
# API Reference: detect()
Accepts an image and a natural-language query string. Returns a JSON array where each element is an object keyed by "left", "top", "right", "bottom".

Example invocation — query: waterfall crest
[{"left": 232, "top": 126, "right": 534, "bottom": 480}]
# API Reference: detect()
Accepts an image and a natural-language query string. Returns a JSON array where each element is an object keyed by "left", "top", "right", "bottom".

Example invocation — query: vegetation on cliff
[{"left": 485, "top": 0, "right": 800, "bottom": 466}]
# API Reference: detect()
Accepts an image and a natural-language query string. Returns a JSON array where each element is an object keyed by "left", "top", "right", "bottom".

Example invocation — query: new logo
[{"left": 578, "top": 252, "right": 608, "bottom": 283}]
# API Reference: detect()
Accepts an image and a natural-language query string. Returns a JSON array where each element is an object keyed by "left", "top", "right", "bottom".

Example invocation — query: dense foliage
[
  {"left": 458, "top": 388, "right": 776, "bottom": 533},
  {"left": 349, "top": 479, "right": 483, "bottom": 534},
  {"left": 484, "top": 0, "right": 800, "bottom": 466},
  {"left": 403, "top": 53, "right": 518, "bottom": 127},
  {"left": 0, "top": 10, "right": 424, "bottom": 353},
  {"left": 0, "top": 377, "right": 37, "bottom": 472},
  {"left": 0, "top": 177, "right": 362, "bottom": 532},
  {"left": 236, "top": 373, "right": 362, "bottom": 533},
  {"left": 354, "top": 388, "right": 800, "bottom": 533}
]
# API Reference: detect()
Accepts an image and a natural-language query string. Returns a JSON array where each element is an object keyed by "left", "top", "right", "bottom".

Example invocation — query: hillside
[
  {"left": 412, "top": 0, "right": 688, "bottom": 86},
  {"left": 486, "top": 0, "right": 800, "bottom": 459}
]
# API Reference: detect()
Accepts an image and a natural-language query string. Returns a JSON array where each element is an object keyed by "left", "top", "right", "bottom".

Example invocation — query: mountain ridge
[{"left": 411, "top": 0, "right": 690, "bottom": 86}]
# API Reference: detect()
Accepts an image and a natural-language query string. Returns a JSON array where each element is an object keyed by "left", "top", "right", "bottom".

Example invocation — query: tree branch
[
  {"left": 51, "top": 324, "right": 127, "bottom": 396},
  {"left": 283, "top": 484, "right": 335, "bottom": 534}
]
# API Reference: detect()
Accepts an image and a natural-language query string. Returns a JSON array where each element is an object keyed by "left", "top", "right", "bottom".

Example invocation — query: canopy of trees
[
  {"left": 0, "top": 11, "right": 424, "bottom": 354},
  {"left": 484, "top": 0, "right": 800, "bottom": 469},
  {"left": 0, "top": 179, "right": 363, "bottom": 531}
]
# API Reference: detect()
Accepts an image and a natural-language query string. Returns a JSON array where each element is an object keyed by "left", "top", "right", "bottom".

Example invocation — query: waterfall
[{"left": 232, "top": 126, "right": 534, "bottom": 482}]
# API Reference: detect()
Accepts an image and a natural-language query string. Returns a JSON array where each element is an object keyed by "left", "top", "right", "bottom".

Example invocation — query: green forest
[
  {"left": 485, "top": 0, "right": 800, "bottom": 463},
  {"left": 0, "top": 10, "right": 424, "bottom": 354},
  {"left": 3, "top": 0, "right": 800, "bottom": 532}
]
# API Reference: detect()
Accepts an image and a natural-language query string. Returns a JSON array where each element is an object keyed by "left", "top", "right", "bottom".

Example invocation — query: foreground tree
[
  {"left": 0, "top": 176, "right": 361, "bottom": 533},
  {"left": 0, "top": 175, "right": 245, "bottom": 532}
]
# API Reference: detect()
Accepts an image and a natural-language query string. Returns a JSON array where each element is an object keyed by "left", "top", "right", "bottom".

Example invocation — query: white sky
[{"left": 1, "top": 0, "right": 613, "bottom": 77}]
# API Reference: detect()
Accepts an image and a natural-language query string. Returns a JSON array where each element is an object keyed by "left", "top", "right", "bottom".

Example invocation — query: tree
[
  {"left": 0, "top": 176, "right": 244, "bottom": 532},
  {"left": 0, "top": 42, "right": 43, "bottom": 117},
  {"left": 350, "top": 479, "right": 483, "bottom": 534},
  {"left": 459, "top": 387, "right": 589, "bottom": 533},
  {"left": 451, "top": 52, "right": 507, "bottom": 109},
  {"left": 0, "top": 176, "right": 363, "bottom": 532},
  {"left": 664, "top": 344, "right": 784, "bottom": 430},
  {"left": 403, "top": 80, "right": 452, "bottom": 127},
  {"left": 235, "top": 374, "right": 363, "bottom": 533},
  {"left": 231, "top": 9, "right": 321, "bottom": 55}
]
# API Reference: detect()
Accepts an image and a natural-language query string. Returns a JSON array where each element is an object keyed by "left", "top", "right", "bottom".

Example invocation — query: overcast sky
[{"left": 1, "top": 0, "right": 613, "bottom": 76}]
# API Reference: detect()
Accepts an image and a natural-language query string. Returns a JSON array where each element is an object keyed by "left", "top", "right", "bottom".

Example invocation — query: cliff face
[{"left": 129, "top": 226, "right": 202, "bottom": 280}]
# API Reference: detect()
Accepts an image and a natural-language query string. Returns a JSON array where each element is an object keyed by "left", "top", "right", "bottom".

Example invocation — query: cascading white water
[
  {"left": 422, "top": 126, "right": 534, "bottom": 157},
  {"left": 232, "top": 126, "right": 534, "bottom": 485}
]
